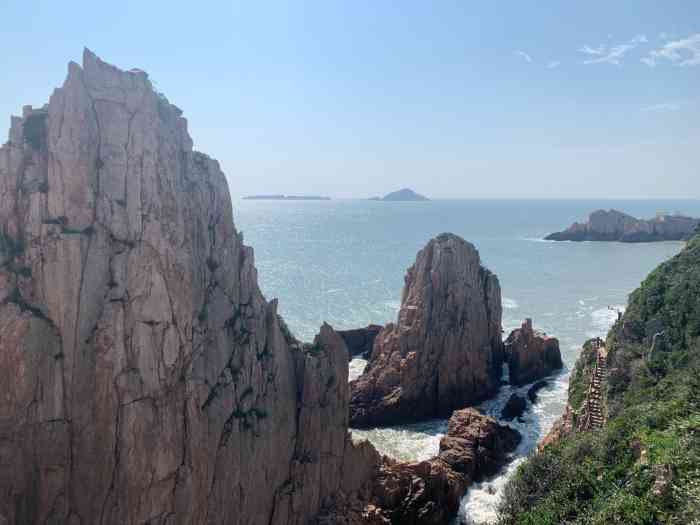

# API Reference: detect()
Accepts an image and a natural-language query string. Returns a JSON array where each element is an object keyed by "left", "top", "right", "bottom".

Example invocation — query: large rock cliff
[
  {"left": 0, "top": 50, "right": 376, "bottom": 525},
  {"left": 349, "top": 233, "right": 504, "bottom": 427},
  {"left": 545, "top": 209, "right": 699, "bottom": 242}
]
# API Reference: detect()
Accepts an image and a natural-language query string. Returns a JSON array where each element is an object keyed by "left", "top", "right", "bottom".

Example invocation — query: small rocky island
[
  {"left": 243, "top": 194, "right": 330, "bottom": 200},
  {"left": 370, "top": 188, "right": 430, "bottom": 201},
  {"left": 546, "top": 209, "right": 699, "bottom": 242}
]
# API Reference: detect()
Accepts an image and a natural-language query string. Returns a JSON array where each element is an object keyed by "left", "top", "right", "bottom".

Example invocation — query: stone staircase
[{"left": 579, "top": 339, "right": 608, "bottom": 431}]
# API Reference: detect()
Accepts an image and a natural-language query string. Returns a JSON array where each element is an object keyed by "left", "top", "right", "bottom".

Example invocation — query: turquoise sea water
[{"left": 235, "top": 199, "right": 700, "bottom": 523}]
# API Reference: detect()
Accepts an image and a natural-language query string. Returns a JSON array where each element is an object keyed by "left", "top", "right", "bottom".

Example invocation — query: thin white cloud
[
  {"left": 641, "top": 103, "right": 680, "bottom": 112},
  {"left": 546, "top": 60, "right": 561, "bottom": 69},
  {"left": 515, "top": 50, "right": 533, "bottom": 63},
  {"left": 579, "top": 45, "right": 605, "bottom": 56},
  {"left": 629, "top": 34, "right": 648, "bottom": 44},
  {"left": 642, "top": 33, "right": 700, "bottom": 67},
  {"left": 579, "top": 34, "right": 648, "bottom": 65}
]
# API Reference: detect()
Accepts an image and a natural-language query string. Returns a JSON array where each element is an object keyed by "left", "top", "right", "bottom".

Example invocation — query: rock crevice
[{"left": 0, "top": 50, "right": 375, "bottom": 525}]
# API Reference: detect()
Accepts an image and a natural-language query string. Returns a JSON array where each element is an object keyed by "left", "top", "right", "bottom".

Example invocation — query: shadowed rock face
[
  {"left": 545, "top": 209, "right": 699, "bottom": 242},
  {"left": 349, "top": 233, "right": 504, "bottom": 427},
  {"left": 338, "top": 324, "right": 383, "bottom": 359},
  {"left": 0, "top": 49, "right": 376, "bottom": 525},
  {"left": 505, "top": 319, "right": 563, "bottom": 387}
]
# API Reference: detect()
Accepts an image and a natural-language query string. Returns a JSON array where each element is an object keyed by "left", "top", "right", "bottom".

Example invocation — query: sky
[{"left": 1, "top": 1, "right": 699, "bottom": 199}]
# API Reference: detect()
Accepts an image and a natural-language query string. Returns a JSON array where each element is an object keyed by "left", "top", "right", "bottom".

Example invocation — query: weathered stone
[
  {"left": 350, "top": 233, "right": 504, "bottom": 427},
  {"left": 0, "top": 49, "right": 380, "bottom": 525},
  {"left": 501, "top": 394, "right": 527, "bottom": 421},
  {"left": 367, "top": 408, "right": 520, "bottom": 524},
  {"left": 505, "top": 319, "right": 563, "bottom": 386},
  {"left": 545, "top": 209, "right": 699, "bottom": 242}
]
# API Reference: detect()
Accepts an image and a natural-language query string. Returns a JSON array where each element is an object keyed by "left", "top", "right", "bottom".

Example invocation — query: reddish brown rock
[
  {"left": 366, "top": 408, "right": 520, "bottom": 524},
  {"left": 349, "top": 234, "right": 504, "bottom": 427},
  {"left": 505, "top": 319, "right": 563, "bottom": 386},
  {"left": 0, "top": 50, "right": 380, "bottom": 525},
  {"left": 437, "top": 408, "right": 521, "bottom": 480}
]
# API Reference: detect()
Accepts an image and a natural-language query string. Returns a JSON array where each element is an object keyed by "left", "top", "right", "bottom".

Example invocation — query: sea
[{"left": 234, "top": 198, "right": 700, "bottom": 524}]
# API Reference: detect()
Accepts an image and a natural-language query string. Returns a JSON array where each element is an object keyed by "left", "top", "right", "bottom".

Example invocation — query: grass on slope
[{"left": 498, "top": 233, "right": 700, "bottom": 525}]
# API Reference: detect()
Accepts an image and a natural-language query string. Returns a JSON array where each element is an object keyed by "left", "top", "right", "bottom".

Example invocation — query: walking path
[{"left": 580, "top": 338, "right": 608, "bottom": 431}]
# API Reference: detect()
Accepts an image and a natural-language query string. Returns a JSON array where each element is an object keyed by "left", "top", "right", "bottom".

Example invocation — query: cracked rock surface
[
  {"left": 349, "top": 233, "right": 504, "bottom": 427},
  {"left": 505, "top": 319, "right": 563, "bottom": 387},
  {"left": 0, "top": 49, "right": 377, "bottom": 525}
]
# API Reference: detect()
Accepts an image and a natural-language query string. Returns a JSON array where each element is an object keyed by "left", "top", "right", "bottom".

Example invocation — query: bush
[{"left": 498, "top": 231, "right": 700, "bottom": 524}]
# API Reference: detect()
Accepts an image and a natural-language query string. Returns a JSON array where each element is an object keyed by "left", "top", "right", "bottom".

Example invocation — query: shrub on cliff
[{"left": 498, "top": 232, "right": 700, "bottom": 525}]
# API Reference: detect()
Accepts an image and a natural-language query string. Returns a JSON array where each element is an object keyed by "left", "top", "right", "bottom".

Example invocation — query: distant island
[
  {"left": 369, "top": 188, "right": 430, "bottom": 201},
  {"left": 243, "top": 194, "right": 331, "bottom": 201},
  {"left": 545, "top": 209, "right": 700, "bottom": 242}
]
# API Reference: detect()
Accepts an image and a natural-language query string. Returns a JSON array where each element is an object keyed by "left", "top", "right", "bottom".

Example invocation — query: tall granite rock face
[
  {"left": 0, "top": 50, "right": 377, "bottom": 525},
  {"left": 349, "top": 233, "right": 504, "bottom": 427},
  {"left": 505, "top": 319, "right": 563, "bottom": 386},
  {"left": 545, "top": 209, "right": 699, "bottom": 242}
]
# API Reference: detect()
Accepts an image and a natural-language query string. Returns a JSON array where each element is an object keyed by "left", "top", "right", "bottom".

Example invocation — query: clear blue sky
[{"left": 2, "top": 1, "right": 699, "bottom": 198}]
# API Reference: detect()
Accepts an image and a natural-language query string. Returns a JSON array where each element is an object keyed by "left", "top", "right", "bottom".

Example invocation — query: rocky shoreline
[{"left": 545, "top": 209, "right": 699, "bottom": 242}]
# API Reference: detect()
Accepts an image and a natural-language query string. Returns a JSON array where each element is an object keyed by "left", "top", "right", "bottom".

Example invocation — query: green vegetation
[{"left": 499, "top": 234, "right": 700, "bottom": 525}]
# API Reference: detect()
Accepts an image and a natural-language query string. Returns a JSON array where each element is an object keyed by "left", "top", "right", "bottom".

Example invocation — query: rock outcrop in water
[
  {"left": 0, "top": 49, "right": 382, "bottom": 525},
  {"left": 339, "top": 324, "right": 383, "bottom": 359},
  {"left": 545, "top": 209, "right": 699, "bottom": 242},
  {"left": 349, "top": 233, "right": 504, "bottom": 427},
  {"left": 505, "top": 319, "right": 563, "bottom": 386},
  {"left": 365, "top": 408, "right": 520, "bottom": 524}
]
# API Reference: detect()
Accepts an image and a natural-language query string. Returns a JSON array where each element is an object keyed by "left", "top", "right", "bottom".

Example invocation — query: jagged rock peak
[
  {"left": 0, "top": 50, "right": 377, "bottom": 525},
  {"left": 349, "top": 233, "right": 504, "bottom": 427},
  {"left": 505, "top": 318, "right": 563, "bottom": 386},
  {"left": 545, "top": 209, "right": 700, "bottom": 242}
]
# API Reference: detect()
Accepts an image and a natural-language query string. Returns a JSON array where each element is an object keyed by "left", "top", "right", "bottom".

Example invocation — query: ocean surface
[{"left": 234, "top": 199, "right": 700, "bottom": 524}]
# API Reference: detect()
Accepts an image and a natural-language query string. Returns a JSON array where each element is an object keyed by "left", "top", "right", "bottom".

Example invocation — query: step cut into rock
[{"left": 349, "top": 233, "right": 504, "bottom": 427}]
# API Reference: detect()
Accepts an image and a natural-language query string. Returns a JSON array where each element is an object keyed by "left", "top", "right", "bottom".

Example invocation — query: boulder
[
  {"left": 350, "top": 233, "right": 504, "bottom": 427},
  {"left": 437, "top": 408, "right": 521, "bottom": 480},
  {"left": 501, "top": 394, "right": 528, "bottom": 421},
  {"left": 368, "top": 408, "right": 520, "bottom": 524},
  {"left": 506, "top": 319, "right": 563, "bottom": 386}
]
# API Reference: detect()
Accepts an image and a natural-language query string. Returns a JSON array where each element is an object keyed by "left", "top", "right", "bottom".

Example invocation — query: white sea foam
[
  {"left": 502, "top": 297, "right": 519, "bottom": 309},
  {"left": 348, "top": 357, "right": 368, "bottom": 382},
  {"left": 589, "top": 304, "right": 625, "bottom": 337},
  {"left": 351, "top": 419, "right": 447, "bottom": 463},
  {"left": 457, "top": 371, "right": 570, "bottom": 524}
]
